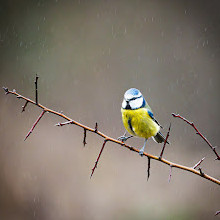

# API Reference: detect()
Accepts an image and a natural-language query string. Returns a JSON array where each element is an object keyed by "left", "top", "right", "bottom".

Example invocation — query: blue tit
[{"left": 119, "top": 88, "right": 167, "bottom": 156}]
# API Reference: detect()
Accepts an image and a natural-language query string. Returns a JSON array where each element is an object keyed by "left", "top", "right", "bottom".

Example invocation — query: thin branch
[
  {"left": 2, "top": 87, "right": 220, "bottom": 185},
  {"left": 147, "top": 157, "right": 151, "bottom": 181},
  {"left": 172, "top": 113, "right": 220, "bottom": 160},
  {"left": 35, "top": 74, "right": 39, "bottom": 104},
  {"left": 159, "top": 123, "right": 171, "bottom": 160},
  {"left": 21, "top": 100, "right": 29, "bottom": 112},
  {"left": 193, "top": 157, "right": 205, "bottom": 169},
  {"left": 24, "top": 110, "right": 46, "bottom": 141},
  {"left": 83, "top": 128, "right": 87, "bottom": 146},
  {"left": 90, "top": 139, "right": 108, "bottom": 178}
]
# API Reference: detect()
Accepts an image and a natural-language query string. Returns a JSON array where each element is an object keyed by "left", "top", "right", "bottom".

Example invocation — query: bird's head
[{"left": 122, "top": 88, "right": 146, "bottom": 110}]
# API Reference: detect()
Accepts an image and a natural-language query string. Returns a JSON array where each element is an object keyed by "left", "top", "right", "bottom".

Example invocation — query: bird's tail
[{"left": 152, "top": 131, "right": 169, "bottom": 144}]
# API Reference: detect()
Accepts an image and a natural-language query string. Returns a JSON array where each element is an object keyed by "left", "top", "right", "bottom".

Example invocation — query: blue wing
[{"left": 147, "top": 109, "right": 163, "bottom": 128}]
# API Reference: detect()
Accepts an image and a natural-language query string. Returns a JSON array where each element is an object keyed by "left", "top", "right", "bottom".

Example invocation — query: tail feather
[{"left": 152, "top": 131, "right": 169, "bottom": 144}]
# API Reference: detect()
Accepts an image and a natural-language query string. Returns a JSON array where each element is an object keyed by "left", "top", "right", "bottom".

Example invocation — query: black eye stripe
[{"left": 127, "top": 95, "right": 142, "bottom": 101}]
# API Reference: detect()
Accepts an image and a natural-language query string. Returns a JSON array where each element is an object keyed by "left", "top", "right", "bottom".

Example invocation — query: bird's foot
[
  {"left": 118, "top": 135, "right": 133, "bottom": 142},
  {"left": 139, "top": 150, "right": 144, "bottom": 157}
]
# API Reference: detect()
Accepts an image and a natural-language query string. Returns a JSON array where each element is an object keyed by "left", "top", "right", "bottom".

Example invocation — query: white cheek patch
[
  {"left": 122, "top": 99, "right": 126, "bottom": 108},
  {"left": 129, "top": 97, "right": 143, "bottom": 109}
]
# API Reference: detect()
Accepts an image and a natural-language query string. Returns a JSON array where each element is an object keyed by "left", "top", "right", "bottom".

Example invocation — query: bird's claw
[
  {"left": 139, "top": 150, "right": 144, "bottom": 157},
  {"left": 118, "top": 135, "right": 133, "bottom": 142}
]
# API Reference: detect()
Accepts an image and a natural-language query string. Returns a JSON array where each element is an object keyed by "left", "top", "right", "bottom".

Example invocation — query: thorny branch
[
  {"left": 2, "top": 87, "right": 220, "bottom": 186},
  {"left": 172, "top": 113, "right": 220, "bottom": 160}
]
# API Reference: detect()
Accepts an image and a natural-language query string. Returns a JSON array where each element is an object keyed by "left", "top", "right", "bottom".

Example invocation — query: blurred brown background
[{"left": 0, "top": 0, "right": 220, "bottom": 219}]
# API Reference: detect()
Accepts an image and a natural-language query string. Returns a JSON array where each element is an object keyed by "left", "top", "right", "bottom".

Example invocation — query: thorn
[
  {"left": 94, "top": 122, "right": 98, "bottom": 132},
  {"left": 83, "top": 128, "right": 87, "bottom": 146},
  {"left": 21, "top": 101, "right": 29, "bottom": 112},
  {"left": 147, "top": 157, "right": 151, "bottom": 181},
  {"left": 198, "top": 167, "right": 204, "bottom": 177},
  {"left": 35, "top": 74, "right": 39, "bottom": 104}
]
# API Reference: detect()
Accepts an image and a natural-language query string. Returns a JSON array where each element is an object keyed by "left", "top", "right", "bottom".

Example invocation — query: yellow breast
[{"left": 121, "top": 108, "right": 160, "bottom": 139}]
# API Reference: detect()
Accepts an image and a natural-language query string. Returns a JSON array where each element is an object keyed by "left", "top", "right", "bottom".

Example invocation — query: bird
[{"left": 118, "top": 88, "right": 167, "bottom": 156}]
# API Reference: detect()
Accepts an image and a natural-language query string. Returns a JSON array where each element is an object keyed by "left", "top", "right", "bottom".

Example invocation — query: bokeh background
[{"left": 0, "top": 0, "right": 219, "bottom": 219}]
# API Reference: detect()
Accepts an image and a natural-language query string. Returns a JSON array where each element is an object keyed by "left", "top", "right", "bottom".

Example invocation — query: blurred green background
[{"left": 0, "top": 0, "right": 219, "bottom": 219}]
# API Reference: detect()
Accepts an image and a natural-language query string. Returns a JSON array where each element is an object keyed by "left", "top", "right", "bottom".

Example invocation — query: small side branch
[
  {"left": 24, "top": 110, "right": 46, "bottom": 141},
  {"left": 147, "top": 157, "right": 151, "bottom": 181},
  {"left": 193, "top": 157, "right": 205, "bottom": 169},
  {"left": 159, "top": 123, "right": 171, "bottom": 160},
  {"left": 90, "top": 139, "right": 108, "bottom": 178},
  {"left": 172, "top": 113, "right": 220, "bottom": 160},
  {"left": 35, "top": 74, "right": 39, "bottom": 104}
]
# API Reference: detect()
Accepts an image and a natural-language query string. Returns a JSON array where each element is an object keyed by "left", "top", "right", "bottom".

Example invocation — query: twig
[
  {"left": 2, "top": 87, "right": 220, "bottom": 185},
  {"left": 172, "top": 113, "right": 220, "bottom": 160},
  {"left": 21, "top": 100, "right": 29, "bottom": 112},
  {"left": 35, "top": 74, "right": 39, "bottom": 104},
  {"left": 193, "top": 157, "right": 205, "bottom": 169},
  {"left": 168, "top": 165, "right": 173, "bottom": 183},
  {"left": 90, "top": 139, "right": 108, "bottom": 178},
  {"left": 24, "top": 110, "right": 46, "bottom": 141},
  {"left": 83, "top": 128, "right": 87, "bottom": 146},
  {"left": 159, "top": 123, "right": 171, "bottom": 160},
  {"left": 147, "top": 157, "right": 151, "bottom": 181}
]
